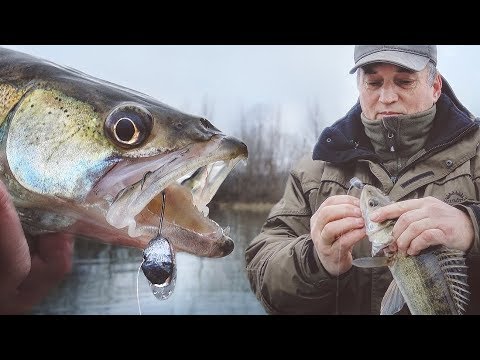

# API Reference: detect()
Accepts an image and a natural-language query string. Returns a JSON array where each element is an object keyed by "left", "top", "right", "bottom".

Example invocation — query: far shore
[{"left": 212, "top": 202, "right": 275, "bottom": 212}]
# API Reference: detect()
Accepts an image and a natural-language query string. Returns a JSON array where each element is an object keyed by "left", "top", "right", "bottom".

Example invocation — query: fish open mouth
[{"left": 92, "top": 135, "right": 247, "bottom": 257}]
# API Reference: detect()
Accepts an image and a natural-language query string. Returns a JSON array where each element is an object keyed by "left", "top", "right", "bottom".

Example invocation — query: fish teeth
[
  {"left": 199, "top": 204, "right": 209, "bottom": 217},
  {"left": 223, "top": 226, "right": 230, "bottom": 237}
]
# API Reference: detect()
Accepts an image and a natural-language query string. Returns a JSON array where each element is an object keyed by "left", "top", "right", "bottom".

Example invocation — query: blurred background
[{"left": 2, "top": 45, "right": 479, "bottom": 314}]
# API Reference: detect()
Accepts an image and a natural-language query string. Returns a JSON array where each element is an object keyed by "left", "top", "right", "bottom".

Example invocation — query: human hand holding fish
[
  {"left": 368, "top": 196, "right": 474, "bottom": 256},
  {"left": 0, "top": 180, "right": 74, "bottom": 315},
  {"left": 355, "top": 184, "right": 471, "bottom": 314},
  {"left": 310, "top": 195, "right": 366, "bottom": 276}
]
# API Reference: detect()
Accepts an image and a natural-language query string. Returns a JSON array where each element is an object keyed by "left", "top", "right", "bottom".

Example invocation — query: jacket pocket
[{"left": 423, "top": 160, "right": 476, "bottom": 205}]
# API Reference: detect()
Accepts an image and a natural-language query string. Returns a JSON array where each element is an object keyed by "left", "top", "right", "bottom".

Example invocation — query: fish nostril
[
  {"left": 368, "top": 198, "right": 379, "bottom": 207},
  {"left": 200, "top": 118, "right": 212, "bottom": 129},
  {"left": 199, "top": 117, "right": 220, "bottom": 132}
]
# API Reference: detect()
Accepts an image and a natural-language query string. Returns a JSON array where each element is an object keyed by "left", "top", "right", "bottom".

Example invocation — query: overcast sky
[{"left": 2, "top": 45, "right": 480, "bottom": 141}]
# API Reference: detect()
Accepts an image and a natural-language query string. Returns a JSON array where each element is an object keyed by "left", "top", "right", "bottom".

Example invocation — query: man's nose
[{"left": 379, "top": 84, "right": 398, "bottom": 104}]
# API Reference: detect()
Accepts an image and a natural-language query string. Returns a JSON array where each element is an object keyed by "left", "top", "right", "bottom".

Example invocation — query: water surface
[{"left": 31, "top": 207, "right": 269, "bottom": 315}]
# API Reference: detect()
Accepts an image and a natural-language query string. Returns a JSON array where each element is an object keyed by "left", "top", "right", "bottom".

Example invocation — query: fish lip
[{"left": 94, "top": 134, "right": 246, "bottom": 257}]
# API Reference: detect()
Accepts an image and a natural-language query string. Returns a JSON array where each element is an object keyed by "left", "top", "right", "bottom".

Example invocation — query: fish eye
[
  {"left": 368, "top": 198, "right": 379, "bottom": 207},
  {"left": 114, "top": 117, "right": 137, "bottom": 142},
  {"left": 105, "top": 104, "right": 153, "bottom": 149}
]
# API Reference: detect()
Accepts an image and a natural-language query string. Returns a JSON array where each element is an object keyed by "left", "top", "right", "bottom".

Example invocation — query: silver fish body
[
  {"left": 0, "top": 47, "right": 248, "bottom": 258},
  {"left": 386, "top": 247, "right": 468, "bottom": 314},
  {"left": 354, "top": 184, "right": 469, "bottom": 315}
]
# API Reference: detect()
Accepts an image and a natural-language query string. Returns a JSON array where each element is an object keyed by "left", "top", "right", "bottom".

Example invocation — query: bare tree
[
  {"left": 200, "top": 94, "right": 215, "bottom": 120},
  {"left": 306, "top": 99, "right": 325, "bottom": 145},
  {"left": 214, "top": 104, "right": 311, "bottom": 204}
]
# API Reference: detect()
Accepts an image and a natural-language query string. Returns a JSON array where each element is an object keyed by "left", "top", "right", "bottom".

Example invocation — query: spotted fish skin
[{"left": 386, "top": 247, "right": 468, "bottom": 315}]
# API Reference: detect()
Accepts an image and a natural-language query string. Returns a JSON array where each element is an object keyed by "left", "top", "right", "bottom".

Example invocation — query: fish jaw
[
  {"left": 80, "top": 134, "right": 247, "bottom": 257},
  {"left": 359, "top": 184, "right": 396, "bottom": 256}
]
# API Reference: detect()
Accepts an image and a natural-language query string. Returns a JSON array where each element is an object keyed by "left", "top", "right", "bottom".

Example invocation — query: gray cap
[{"left": 349, "top": 45, "right": 437, "bottom": 74}]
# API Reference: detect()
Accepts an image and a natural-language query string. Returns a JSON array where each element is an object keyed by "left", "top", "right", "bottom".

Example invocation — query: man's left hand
[{"left": 369, "top": 196, "right": 474, "bottom": 255}]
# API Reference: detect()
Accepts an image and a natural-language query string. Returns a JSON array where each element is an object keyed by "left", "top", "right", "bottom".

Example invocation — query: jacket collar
[{"left": 312, "top": 76, "right": 478, "bottom": 164}]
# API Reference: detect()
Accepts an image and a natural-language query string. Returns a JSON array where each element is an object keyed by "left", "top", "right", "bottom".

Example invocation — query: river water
[{"left": 30, "top": 207, "right": 269, "bottom": 315}]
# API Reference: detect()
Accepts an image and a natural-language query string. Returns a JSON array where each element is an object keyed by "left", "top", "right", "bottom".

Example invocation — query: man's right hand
[{"left": 310, "top": 195, "right": 365, "bottom": 276}]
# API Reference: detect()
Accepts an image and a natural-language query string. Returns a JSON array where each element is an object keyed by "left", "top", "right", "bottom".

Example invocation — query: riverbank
[{"left": 212, "top": 202, "right": 274, "bottom": 212}]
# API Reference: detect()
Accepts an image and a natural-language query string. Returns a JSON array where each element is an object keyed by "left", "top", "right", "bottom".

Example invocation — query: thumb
[{"left": 0, "top": 180, "right": 31, "bottom": 291}]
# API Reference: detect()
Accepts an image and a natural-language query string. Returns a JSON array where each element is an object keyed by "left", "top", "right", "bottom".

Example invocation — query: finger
[
  {"left": 407, "top": 229, "right": 445, "bottom": 256},
  {"left": 313, "top": 204, "right": 362, "bottom": 233},
  {"left": 370, "top": 198, "right": 424, "bottom": 222},
  {"left": 319, "top": 195, "right": 360, "bottom": 209},
  {"left": 388, "top": 242, "right": 398, "bottom": 252},
  {"left": 15, "top": 233, "right": 74, "bottom": 313},
  {"left": 392, "top": 208, "right": 429, "bottom": 241},
  {"left": 335, "top": 227, "right": 366, "bottom": 252},
  {"left": 0, "top": 180, "right": 30, "bottom": 290},
  {"left": 322, "top": 217, "right": 364, "bottom": 246},
  {"left": 395, "top": 217, "right": 439, "bottom": 253}
]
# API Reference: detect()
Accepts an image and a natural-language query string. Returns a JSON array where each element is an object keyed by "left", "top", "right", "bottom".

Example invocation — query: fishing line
[
  {"left": 136, "top": 259, "right": 144, "bottom": 315},
  {"left": 337, "top": 178, "right": 364, "bottom": 314},
  {"left": 336, "top": 241, "right": 341, "bottom": 315},
  {"left": 157, "top": 191, "right": 166, "bottom": 237},
  {"left": 336, "top": 182, "right": 355, "bottom": 314}
]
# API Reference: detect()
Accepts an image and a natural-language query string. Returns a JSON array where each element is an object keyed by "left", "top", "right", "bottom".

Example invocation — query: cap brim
[{"left": 349, "top": 50, "right": 430, "bottom": 74}]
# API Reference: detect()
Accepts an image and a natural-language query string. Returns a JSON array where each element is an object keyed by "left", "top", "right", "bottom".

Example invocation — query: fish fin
[
  {"left": 436, "top": 247, "right": 470, "bottom": 314},
  {"left": 380, "top": 280, "right": 405, "bottom": 315},
  {"left": 352, "top": 256, "right": 389, "bottom": 268}
]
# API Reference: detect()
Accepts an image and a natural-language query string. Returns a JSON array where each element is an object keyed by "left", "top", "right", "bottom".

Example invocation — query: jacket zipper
[{"left": 383, "top": 121, "right": 399, "bottom": 184}]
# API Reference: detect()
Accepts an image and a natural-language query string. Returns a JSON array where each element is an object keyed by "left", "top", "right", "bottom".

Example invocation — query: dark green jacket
[{"left": 245, "top": 79, "right": 480, "bottom": 314}]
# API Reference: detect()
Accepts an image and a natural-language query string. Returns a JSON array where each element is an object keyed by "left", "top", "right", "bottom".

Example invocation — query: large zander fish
[
  {"left": 353, "top": 184, "right": 470, "bottom": 315},
  {"left": 0, "top": 47, "right": 247, "bottom": 258}
]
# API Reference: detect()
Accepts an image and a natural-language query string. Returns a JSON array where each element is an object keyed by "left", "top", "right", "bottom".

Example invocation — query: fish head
[
  {"left": 1, "top": 47, "right": 248, "bottom": 258},
  {"left": 359, "top": 184, "right": 395, "bottom": 256},
  {"left": 87, "top": 102, "right": 248, "bottom": 258}
]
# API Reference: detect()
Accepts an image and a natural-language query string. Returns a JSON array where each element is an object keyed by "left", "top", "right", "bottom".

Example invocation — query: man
[
  {"left": 0, "top": 179, "right": 74, "bottom": 314},
  {"left": 245, "top": 45, "right": 480, "bottom": 314}
]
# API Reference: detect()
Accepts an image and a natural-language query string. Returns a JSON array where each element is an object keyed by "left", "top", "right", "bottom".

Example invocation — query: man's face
[{"left": 358, "top": 63, "right": 442, "bottom": 120}]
